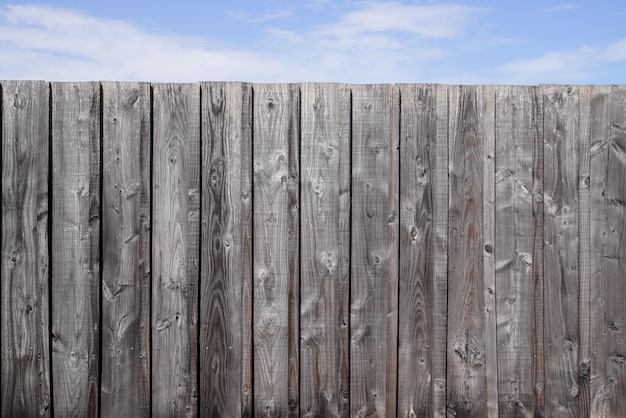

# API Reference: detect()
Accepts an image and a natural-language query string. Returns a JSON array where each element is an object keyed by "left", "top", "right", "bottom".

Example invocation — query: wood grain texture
[
  {"left": 50, "top": 82, "right": 101, "bottom": 417},
  {"left": 252, "top": 83, "right": 300, "bottom": 417},
  {"left": 350, "top": 84, "right": 399, "bottom": 418},
  {"left": 101, "top": 82, "right": 151, "bottom": 417},
  {"left": 495, "top": 85, "right": 535, "bottom": 417},
  {"left": 543, "top": 85, "right": 580, "bottom": 418},
  {"left": 151, "top": 83, "right": 200, "bottom": 417},
  {"left": 590, "top": 85, "right": 626, "bottom": 417},
  {"left": 200, "top": 82, "right": 252, "bottom": 417},
  {"left": 1, "top": 80, "right": 51, "bottom": 416},
  {"left": 299, "top": 83, "right": 350, "bottom": 418},
  {"left": 446, "top": 85, "right": 488, "bottom": 417},
  {"left": 397, "top": 83, "right": 438, "bottom": 418}
]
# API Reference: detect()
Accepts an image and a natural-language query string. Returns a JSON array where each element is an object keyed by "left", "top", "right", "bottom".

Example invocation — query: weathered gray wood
[
  {"left": 543, "top": 84, "right": 580, "bottom": 417},
  {"left": 1, "top": 80, "right": 51, "bottom": 416},
  {"left": 481, "top": 85, "right": 499, "bottom": 418},
  {"left": 299, "top": 83, "right": 350, "bottom": 418},
  {"left": 577, "top": 85, "right": 591, "bottom": 417},
  {"left": 151, "top": 83, "right": 200, "bottom": 417},
  {"left": 350, "top": 84, "right": 399, "bottom": 417},
  {"left": 397, "top": 83, "right": 438, "bottom": 417},
  {"left": 252, "top": 83, "right": 300, "bottom": 417},
  {"left": 495, "top": 85, "right": 535, "bottom": 416},
  {"left": 101, "top": 81, "right": 151, "bottom": 417},
  {"left": 50, "top": 82, "right": 100, "bottom": 417},
  {"left": 199, "top": 82, "right": 252, "bottom": 417},
  {"left": 446, "top": 85, "right": 488, "bottom": 417},
  {"left": 590, "top": 84, "right": 626, "bottom": 417},
  {"left": 532, "top": 85, "right": 546, "bottom": 418}
]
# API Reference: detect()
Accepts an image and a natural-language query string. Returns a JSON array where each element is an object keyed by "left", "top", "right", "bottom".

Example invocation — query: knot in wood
[
  {"left": 319, "top": 252, "right": 337, "bottom": 273},
  {"left": 312, "top": 179, "right": 325, "bottom": 194}
]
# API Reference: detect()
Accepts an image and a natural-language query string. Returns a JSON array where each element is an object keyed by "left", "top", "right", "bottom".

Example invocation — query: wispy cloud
[
  {"left": 227, "top": 9, "right": 293, "bottom": 23},
  {"left": 541, "top": 3, "right": 578, "bottom": 13}
]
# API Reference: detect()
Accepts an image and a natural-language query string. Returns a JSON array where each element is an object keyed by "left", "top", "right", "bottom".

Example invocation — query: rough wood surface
[
  {"left": 252, "top": 83, "right": 300, "bottom": 417},
  {"left": 350, "top": 84, "right": 399, "bottom": 418},
  {"left": 590, "top": 84, "right": 626, "bottom": 417},
  {"left": 199, "top": 82, "right": 252, "bottom": 417},
  {"left": 495, "top": 85, "right": 535, "bottom": 416},
  {"left": 1, "top": 80, "right": 51, "bottom": 416},
  {"left": 299, "top": 83, "right": 350, "bottom": 418},
  {"left": 151, "top": 83, "right": 200, "bottom": 417},
  {"left": 101, "top": 82, "right": 151, "bottom": 417},
  {"left": 397, "top": 83, "right": 438, "bottom": 418},
  {"left": 446, "top": 85, "right": 488, "bottom": 417},
  {"left": 50, "top": 82, "right": 101, "bottom": 417},
  {"left": 543, "top": 84, "right": 580, "bottom": 418}
]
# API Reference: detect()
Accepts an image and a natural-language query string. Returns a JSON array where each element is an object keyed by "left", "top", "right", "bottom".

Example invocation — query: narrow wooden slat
[
  {"left": 100, "top": 81, "right": 151, "bottom": 417},
  {"left": 252, "top": 83, "right": 300, "bottom": 417},
  {"left": 532, "top": 86, "right": 546, "bottom": 417},
  {"left": 446, "top": 85, "right": 488, "bottom": 417},
  {"left": 299, "top": 83, "right": 350, "bottom": 418},
  {"left": 397, "top": 83, "right": 437, "bottom": 417},
  {"left": 199, "top": 82, "right": 252, "bottom": 417},
  {"left": 590, "top": 85, "right": 626, "bottom": 417},
  {"left": 151, "top": 83, "right": 200, "bottom": 417},
  {"left": 577, "top": 85, "right": 591, "bottom": 416},
  {"left": 50, "top": 82, "right": 100, "bottom": 417},
  {"left": 543, "top": 85, "right": 580, "bottom": 417},
  {"left": 350, "top": 84, "right": 399, "bottom": 417},
  {"left": 1, "top": 80, "right": 51, "bottom": 416},
  {"left": 481, "top": 85, "right": 498, "bottom": 418},
  {"left": 495, "top": 85, "right": 535, "bottom": 416}
]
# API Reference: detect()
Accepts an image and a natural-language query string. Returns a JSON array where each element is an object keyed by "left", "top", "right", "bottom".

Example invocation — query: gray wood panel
[
  {"left": 1, "top": 80, "right": 51, "bottom": 416},
  {"left": 495, "top": 85, "right": 535, "bottom": 416},
  {"left": 299, "top": 83, "right": 350, "bottom": 418},
  {"left": 199, "top": 82, "right": 252, "bottom": 417},
  {"left": 101, "top": 81, "right": 151, "bottom": 417},
  {"left": 350, "top": 84, "right": 399, "bottom": 417},
  {"left": 151, "top": 83, "right": 200, "bottom": 417},
  {"left": 50, "top": 82, "right": 101, "bottom": 417},
  {"left": 543, "top": 84, "right": 580, "bottom": 417},
  {"left": 252, "top": 83, "right": 300, "bottom": 417}
]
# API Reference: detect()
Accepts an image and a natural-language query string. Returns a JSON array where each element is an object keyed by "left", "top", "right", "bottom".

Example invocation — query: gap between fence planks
[{"left": 1, "top": 81, "right": 626, "bottom": 418}]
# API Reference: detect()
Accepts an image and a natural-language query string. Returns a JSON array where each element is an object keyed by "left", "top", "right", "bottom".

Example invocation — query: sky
[{"left": 1, "top": 0, "right": 625, "bottom": 84}]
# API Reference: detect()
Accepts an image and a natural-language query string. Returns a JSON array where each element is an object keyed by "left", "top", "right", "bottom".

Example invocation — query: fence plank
[
  {"left": 494, "top": 85, "right": 535, "bottom": 416},
  {"left": 1, "top": 80, "right": 51, "bottom": 416},
  {"left": 50, "top": 81, "right": 101, "bottom": 417},
  {"left": 543, "top": 84, "right": 580, "bottom": 417},
  {"left": 447, "top": 85, "right": 488, "bottom": 417},
  {"left": 100, "top": 81, "right": 151, "bottom": 417},
  {"left": 199, "top": 82, "right": 252, "bottom": 417},
  {"left": 398, "top": 83, "right": 438, "bottom": 417},
  {"left": 590, "top": 84, "right": 626, "bottom": 417},
  {"left": 350, "top": 84, "right": 399, "bottom": 417},
  {"left": 252, "top": 83, "right": 300, "bottom": 417},
  {"left": 151, "top": 83, "right": 200, "bottom": 417},
  {"left": 300, "top": 83, "right": 350, "bottom": 418}
]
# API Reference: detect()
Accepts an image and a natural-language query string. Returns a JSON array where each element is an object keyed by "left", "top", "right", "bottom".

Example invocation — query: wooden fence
[{"left": 1, "top": 81, "right": 624, "bottom": 417}]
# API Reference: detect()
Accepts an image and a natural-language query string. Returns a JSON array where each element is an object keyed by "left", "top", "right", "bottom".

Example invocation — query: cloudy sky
[{"left": 1, "top": 0, "right": 625, "bottom": 84}]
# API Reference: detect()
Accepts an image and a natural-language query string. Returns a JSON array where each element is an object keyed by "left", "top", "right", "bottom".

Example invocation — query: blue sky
[{"left": 1, "top": 0, "right": 625, "bottom": 84}]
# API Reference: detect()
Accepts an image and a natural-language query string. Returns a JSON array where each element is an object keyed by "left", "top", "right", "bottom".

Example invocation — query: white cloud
[
  {"left": 227, "top": 9, "right": 293, "bottom": 23},
  {"left": 541, "top": 3, "right": 578, "bottom": 13}
]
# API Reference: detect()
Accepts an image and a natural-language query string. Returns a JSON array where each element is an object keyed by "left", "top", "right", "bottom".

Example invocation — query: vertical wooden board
[
  {"left": 252, "top": 83, "right": 300, "bottom": 417},
  {"left": 50, "top": 82, "right": 100, "bottom": 417},
  {"left": 1, "top": 80, "right": 51, "bottom": 416},
  {"left": 350, "top": 84, "right": 399, "bottom": 418},
  {"left": 299, "top": 83, "right": 350, "bottom": 418},
  {"left": 101, "top": 82, "right": 151, "bottom": 417},
  {"left": 590, "top": 85, "right": 626, "bottom": 417},
  {"left": 542, "top": 85, "right": 580, "bottom": 417},
  {"left": 151, "top": 83, "right": 200, "bottom": 417},
  {"left": 481, "top": 85, "right": 499, "bottom": 418},
  {"left": 494, "top": 85, "right": 535, "bottom": 416},
  {"left": 446, "top": 85, "right": 488, "bottom": 417},
  {"left": 397, "top": 83, "right": 437, "bottom": 417},
  {"left": 199, "top": 82, "right": 252, "bottom": 417}
]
